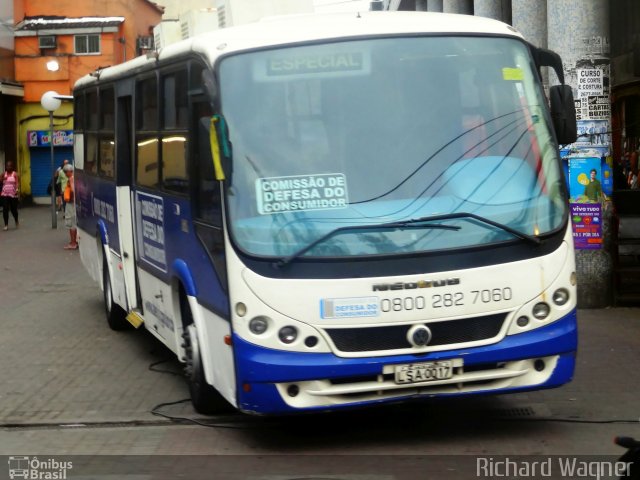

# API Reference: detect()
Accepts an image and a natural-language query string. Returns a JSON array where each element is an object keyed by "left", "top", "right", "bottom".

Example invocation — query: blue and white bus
[{"left": 73, "top": 11, "right": 578, "bottom": 415}]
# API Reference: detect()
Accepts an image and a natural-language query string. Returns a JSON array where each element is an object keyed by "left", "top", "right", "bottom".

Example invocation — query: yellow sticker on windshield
[{"left": 502, "top": 67, "right": 524, "bottom": 81}]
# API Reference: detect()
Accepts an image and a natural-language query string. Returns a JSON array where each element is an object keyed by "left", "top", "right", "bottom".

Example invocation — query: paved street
[{"left": 0, "top": 206, "right": 639, "bottom": 479}]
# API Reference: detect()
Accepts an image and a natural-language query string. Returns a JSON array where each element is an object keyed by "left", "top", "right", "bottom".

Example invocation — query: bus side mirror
[
  {"left": 549, "top": 85, "right": 577, "bottom": 145},
  {"left": 529, "top": 45, "right": 578, "bottom": 145}
]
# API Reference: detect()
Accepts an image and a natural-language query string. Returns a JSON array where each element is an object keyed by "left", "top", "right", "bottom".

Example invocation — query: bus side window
[
  {"left": 135, "top": 76, "right": 160, "bottom": 188},
  {"left": 161, "top": 70, "right": 189, "bottom": 194},
  {"left": 193, "top": 103, "right": 222, "bottom": 226},
  {"left": 85, "top": 90, "right": 99, "bottom": 175}
]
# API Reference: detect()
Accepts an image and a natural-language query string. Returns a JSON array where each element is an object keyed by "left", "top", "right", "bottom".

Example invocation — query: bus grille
[{"left": 324, "top": 313, "right": 507, "bottom": 352}]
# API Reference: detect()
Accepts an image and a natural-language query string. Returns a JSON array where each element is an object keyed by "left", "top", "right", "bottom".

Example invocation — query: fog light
[
  {"left": 552, "top": 288, "right": 570, "bottom": 306},
  {"left": 534, "top": 359, "right": 546, "bottom": 372},
  {"left": 516, "top": 316, "right": 529, "bottom": 327},
  {"left": 235, "top": 302, "right": 247, "bottom": 317},
  {"left": 278, "top": 326, "right": 298, "bottom": 344},
  {"left": 249, "top": 316, "right": 269, "bottom": 335},
  {"left": 287, "top": 384, "right": 299, "bottom": 397},
  {"left": 305, "top": 336, "right": 318, "bottom": 348},
  {"left": 532, "top": 302, "right": 550, "bottom": 320}
]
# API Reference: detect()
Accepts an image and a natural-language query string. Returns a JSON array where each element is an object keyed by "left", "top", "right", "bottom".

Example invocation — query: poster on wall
[
  {"left": 570, "top": 203, "right": 602, "bottom": 250},
  {"left": 569, "top": 157, "right": 603, "bottom": 250},
  {"left": 575, "top": 120, "right": 610, "bottom": 147}
]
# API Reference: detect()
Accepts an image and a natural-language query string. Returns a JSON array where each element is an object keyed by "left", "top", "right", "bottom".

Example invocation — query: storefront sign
[{"left": 27, "top": 130, "right": 74, "bottom": 147}]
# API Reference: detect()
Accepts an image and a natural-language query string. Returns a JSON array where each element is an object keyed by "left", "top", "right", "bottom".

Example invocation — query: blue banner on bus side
[{"left": 135, "top": 191, "right": 167, "bottom": 273}]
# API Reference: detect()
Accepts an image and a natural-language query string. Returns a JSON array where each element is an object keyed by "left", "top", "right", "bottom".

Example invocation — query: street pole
[
  {"left": 49, "top": 111, "right": 57, "bottom": 229},
  {"left": 41, "top": 91, "right": 62, "bottom": 229}
]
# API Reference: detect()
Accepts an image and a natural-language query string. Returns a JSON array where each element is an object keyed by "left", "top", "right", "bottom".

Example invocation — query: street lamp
[
  {"left": 46, "top": 60, "right": 60, "bottom": 72},
  {"left": 41, "top": 90, "right": 62, "bottom": 229}
]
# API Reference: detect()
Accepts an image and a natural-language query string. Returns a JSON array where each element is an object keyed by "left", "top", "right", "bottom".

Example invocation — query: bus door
[{"left": 115, "top": 94, "right": 140, "bottom": 311}]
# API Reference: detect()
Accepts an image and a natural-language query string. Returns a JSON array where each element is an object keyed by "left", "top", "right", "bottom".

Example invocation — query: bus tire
[
  {"left": 180, "top": 296, "right": 229, "bottom": 414},
  {"left": 103, "top": 259, "right": 130, "bottom": 331}
]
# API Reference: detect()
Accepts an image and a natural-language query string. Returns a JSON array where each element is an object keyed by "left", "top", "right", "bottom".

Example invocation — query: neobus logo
[{"left": 372, "top": 278, "right": 460, "bottom": 291}]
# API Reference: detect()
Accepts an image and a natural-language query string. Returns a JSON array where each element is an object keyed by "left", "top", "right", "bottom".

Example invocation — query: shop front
[{"left": 27, "top": 130, "right": 74, "bottom": 203}]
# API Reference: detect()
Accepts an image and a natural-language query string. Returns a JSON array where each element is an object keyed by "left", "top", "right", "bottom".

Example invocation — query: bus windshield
[{"left": 218, "top": 35, "right": 567, "bottom": 259}]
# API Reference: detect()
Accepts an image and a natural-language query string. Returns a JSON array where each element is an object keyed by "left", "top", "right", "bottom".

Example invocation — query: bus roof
[{"left": 74, "top": 11, "right": 523, "bottom": 88}]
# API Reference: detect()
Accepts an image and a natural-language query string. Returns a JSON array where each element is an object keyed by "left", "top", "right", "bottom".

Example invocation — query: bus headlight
[
  {"left": 278, "top": 326, "right": 298, "bottom": 344},
  {"left": 249, "top": 316, "right": 270, "bottom": 335},
  {"left": 552, "top": 288, "right": 570, "bottom": 306},
  {"left": 532, "top": 302, "right": 550, "bottom": 320}
]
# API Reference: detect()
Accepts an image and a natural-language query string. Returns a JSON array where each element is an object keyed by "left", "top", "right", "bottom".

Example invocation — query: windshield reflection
[{"left": 218, "top": 36, "right": 566, "bottom": 258}]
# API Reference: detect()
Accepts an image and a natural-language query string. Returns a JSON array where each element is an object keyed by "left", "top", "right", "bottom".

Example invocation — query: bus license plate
[{"left": 394, "top": 361, "right": 454, "bottom": 384}]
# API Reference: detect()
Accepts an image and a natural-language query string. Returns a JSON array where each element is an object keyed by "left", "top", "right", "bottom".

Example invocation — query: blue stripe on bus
[
  {"left": 238, "top": 352, "right": 576, "bottom": 415},
  {"left": 233, "top": 309, "right": 577, "bottom": 414},
  {"left": 172, "top": 259, "right": 197, "bottom": 297},
  {"left": 97, "top": 219, "right": 109, "bottom": 246}
]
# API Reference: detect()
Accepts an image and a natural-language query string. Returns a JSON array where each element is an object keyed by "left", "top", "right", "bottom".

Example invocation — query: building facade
[
  {"left": 0, "top": 1, "right": 21, "bottom": 174},
  {"left": 13, "top": 0, "right": 163, "bottom": 202}
]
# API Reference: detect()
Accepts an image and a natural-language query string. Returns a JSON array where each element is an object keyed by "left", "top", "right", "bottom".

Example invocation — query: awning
[{"left": 0, "top": 82, "right": 24, "bottom": 97}]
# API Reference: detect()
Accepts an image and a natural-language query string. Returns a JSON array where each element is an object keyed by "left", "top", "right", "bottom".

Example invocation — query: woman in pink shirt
[{"left": 1, "top": 161, "right": 20, "bottom": 230}]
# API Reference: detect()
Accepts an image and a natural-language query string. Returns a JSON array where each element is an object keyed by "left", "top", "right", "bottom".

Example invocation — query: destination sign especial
[{"left": 267, "top": 52, "right": 364, "bottom": 76}]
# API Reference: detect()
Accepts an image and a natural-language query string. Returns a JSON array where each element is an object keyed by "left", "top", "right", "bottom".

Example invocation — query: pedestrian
[
  {"left": 1, "top": 161, "right": 20, "bottom": 231},
  {"left": 56, "top": 159, "right": 70, "bottom": 212},
  {"left": 62, "top": 164, "right": 78, "bottom": 249}
]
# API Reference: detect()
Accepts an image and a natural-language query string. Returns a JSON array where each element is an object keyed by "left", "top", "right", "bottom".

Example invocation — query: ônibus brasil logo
[{"left": 8, "top": 456, "right": 73, "bottom": 479}]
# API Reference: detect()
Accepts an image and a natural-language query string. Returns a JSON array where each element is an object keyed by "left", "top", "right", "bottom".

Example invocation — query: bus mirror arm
[{"left": 532, "top": 46, "right": 565, "bottom": 85}]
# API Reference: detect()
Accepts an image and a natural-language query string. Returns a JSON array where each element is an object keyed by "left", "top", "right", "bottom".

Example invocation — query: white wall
[
  {"left": 217, "top": 0, "right": 314, "bottom": 27},
  {"left": 160, "top": 0, "right": 215, "bottom": 20}
]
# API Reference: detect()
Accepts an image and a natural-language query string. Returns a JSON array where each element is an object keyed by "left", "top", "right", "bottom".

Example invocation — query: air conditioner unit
[
  {"left": 137, "top": 36, "right": 154, "bottom": 50},
  {"left": 38, "top": 36, "right": 57, "bottom": 49}
]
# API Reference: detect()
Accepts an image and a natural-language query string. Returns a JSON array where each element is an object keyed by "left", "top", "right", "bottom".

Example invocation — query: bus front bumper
[{"left": 233, "top": 309, "right": 577, "bottom": 415}]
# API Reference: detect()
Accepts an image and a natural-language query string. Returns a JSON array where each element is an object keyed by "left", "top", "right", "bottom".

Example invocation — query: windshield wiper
[
  {"left": 275, "top": 220, "right": 460, "bottom": 268},
  {"left": 275, "top": 212, "right": 540, "bottom": 268},
  {"left": 406, "top": 212, "right": 542, "bottom": 246}
]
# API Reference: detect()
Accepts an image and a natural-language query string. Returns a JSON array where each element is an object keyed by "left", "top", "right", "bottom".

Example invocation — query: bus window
[
  {"left": 74, "top": 92, "right": 85, "bottom": 131},
  {"left": 138, "top": 77, "right": 158, "bottom": 130},
  {"left": 161, "top": 70, "right": 189, "bottom": 194},
  {"left": 136, "top": 136, "right": 160, "bottom": 188},
  {"left": 163, "top": 71, "right": 188, "bottom": 129},
  {"left": 161, "top": 134, "right": 188, "bottom": 193},
  {"left": 193, "top": 102, "right": 222, "bottom": 225},
  {"left": 85, "top": 90, "right": 99, "bottom": 175},
  {"left": 136, "top": 77, "right": 160, "bottom": 188},
  {"left": 99, "top": 87, "right": 115, "bottom": 179}
]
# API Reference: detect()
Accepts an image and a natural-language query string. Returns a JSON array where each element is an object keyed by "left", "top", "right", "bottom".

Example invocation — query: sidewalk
[{"left": 0, "top": 205, "right": 192, "bottom": 426}]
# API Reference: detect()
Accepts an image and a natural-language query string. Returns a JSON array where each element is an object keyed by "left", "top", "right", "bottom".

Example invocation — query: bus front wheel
[
  {"left": 181, "top": 297, "right": 229, "bottom": 414},
  {"left": 183, "top": 325, "right": 229, "bottom": 414},
  {"left": 103, "top": 259, "right": 130, "bottom": 331}
]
